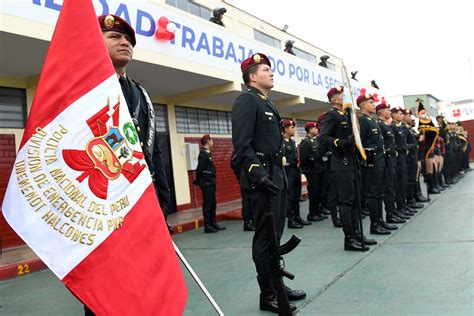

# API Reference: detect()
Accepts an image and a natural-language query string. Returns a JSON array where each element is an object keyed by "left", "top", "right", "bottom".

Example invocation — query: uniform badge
[
  {"left": 104, "top": 15, "right": 115, "bottom": 29},
  {"left": 253, "top": 54, "right": 261, "bottom": 63}
]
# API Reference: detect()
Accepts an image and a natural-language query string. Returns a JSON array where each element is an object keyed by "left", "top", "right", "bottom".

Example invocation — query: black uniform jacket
[
  {"left": 231, "top": 87, "right": 287, "bottom": 190},
  {"left": 404, "top": 125, "right": 418, "bottom": 159},
  {"left": 299, "top": 136, "right": 324, "bottom": 174},
  {"left": 378, "top": 119, "right": 397, "bottom": 168},
  {"left": 283, "top": 137, "right": 300, "bottom": 177},
  {"left": 359, "top": 113, "right": 385, "bottom": 168},
  {"left": 319, "top": 106, "right": 356, "bottom": 172},
  {"left": 123, "top": 76, "right": 171, "bottom": 213},
  {"left": 392, "top": 121, "right": 408, "bottom": 155},
  {"left": 196, "top": 148, "right": 216, "bottom": 186}
]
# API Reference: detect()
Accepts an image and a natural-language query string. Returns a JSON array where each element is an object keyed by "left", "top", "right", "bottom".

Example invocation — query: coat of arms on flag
[{"left": 63, "top": 97, "right": 146, "bottom": 199}]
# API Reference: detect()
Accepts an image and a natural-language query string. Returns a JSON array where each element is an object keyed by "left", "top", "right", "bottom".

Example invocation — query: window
[
  {"left": 175, "top": 106, "right": 232, "bottom": 134},
  {"left": 254, "top": 30, "right": 281, "bottom": 49},
  {"left": 166, "top": 0, "right": 211, "bottom": 20},
  {"left": 293, "top": 47, "right": 317, "bottom": 64},
  {"left": 296, "top": 119, "right": 313, "bottom": 137},
  {"left": 0, "top": 87, "right": 27, "bottom": 128},
  {"left": 326, "top": 61, "right": 336, "bottom": 71},
  {"left": 153, "top": 104, "right": 169, "bottom": 133}
]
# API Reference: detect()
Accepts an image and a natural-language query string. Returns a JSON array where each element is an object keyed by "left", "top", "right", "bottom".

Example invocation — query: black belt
[{"left": 256, "top": 151, "right": 283, "bottom": 166}]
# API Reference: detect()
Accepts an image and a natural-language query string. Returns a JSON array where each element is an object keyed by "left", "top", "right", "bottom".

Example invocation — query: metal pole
[{"left": 173, "top": 242, "right": 224, "bottom": 316}]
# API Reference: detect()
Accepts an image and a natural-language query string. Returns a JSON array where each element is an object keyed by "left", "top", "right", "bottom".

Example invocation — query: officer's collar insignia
[
  {"left": 253, "top": 54, "right": 261, "bottom": 63},
  {"left": 104, "top": 15, "right": 115, "bottom": 29},
  {"left": 258, "top": 93, "right": 267, "bottom": 100}
]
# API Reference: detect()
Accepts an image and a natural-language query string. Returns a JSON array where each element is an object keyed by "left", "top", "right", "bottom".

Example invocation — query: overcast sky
[{"left": 226, "top": 0, "right": 473, "bottom": 102}]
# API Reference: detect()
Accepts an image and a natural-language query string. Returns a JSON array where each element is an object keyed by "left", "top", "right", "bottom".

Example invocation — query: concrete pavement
[{"left": 0, "top": 171, "right": 472, "bottom": 315}]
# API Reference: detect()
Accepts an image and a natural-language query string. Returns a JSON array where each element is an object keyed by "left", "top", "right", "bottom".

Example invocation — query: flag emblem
[{"left": 63, "top": 97, "right": 146, "bottom": 199}]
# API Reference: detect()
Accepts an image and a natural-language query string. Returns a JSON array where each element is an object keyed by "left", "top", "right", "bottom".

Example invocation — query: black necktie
[{"left": 119, "top": 76, "right": 132, "bottom": 110}]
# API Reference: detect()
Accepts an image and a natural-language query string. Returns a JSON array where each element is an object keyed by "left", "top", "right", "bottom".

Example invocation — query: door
[{"left": 154, "top": 104, "right": 177, "bottom": 214}]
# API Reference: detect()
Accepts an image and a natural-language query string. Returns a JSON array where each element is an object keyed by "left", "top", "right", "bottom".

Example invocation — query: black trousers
[
  {"left": 305, "top": 172, "right": 322, "bottom": 215},
  {"left": 199, "top": 185, "right": 216, "bottom": 226},
  {"left": 406, "top": 155, "right": 418, "bottom": 201},
  {"left": 245, "top": 188, "right": 287, "bottom": 279},
  {"left": 240, "top": 187, "right": 253, "bottom": 222},
  {"left": 383, "top": 164, "right": 397, "bottom": 217},
  {"left": 330, "top": 170, "right": 358, "bottom": 237},
  {"left": 362, "top": 166, "right": 384, "bottom": 224},
  {"left": 286, "top": 167, "right": 302, "bottom": 218},
  {"left": 320, "top": 168, "right": 330, "bottom": 209},
  {"left": 395, "top": 154, "right": 408, "bottom": 209}
]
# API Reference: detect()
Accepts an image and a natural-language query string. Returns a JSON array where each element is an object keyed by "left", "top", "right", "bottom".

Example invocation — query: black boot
[
  {"left": 386, "top": 214, "right": 406, "bottom": 224},
  {"left": 257, "top": 277, "right": 296, "bottom": 313},
  {"left": 428, "top": 174, "right": 440, "bottom": 194},
  {"left": 285, "top": 285, "right": 306, "bottom": 301},
  {"left": 407, "top": 199, "right": 424, "bottom": 209},
  {"left": 243, "top": 221, "right": 255, "bottom": 231},
  {"left": 354, "top": 230, "right": 377, "bottom": 245},
  {"left": 212, "top": 222, "right": 226, "bottom": 230},
  {"left": 415, "top": 181, "right": 430, "bottom": 202},
  {"left": 320, "top": 207, "right": 331, "bottom": 215},
  {"left": 307, "top": 212, "right": 324, "bottom": 222},
  {"left": 344, "top": 236, "right": 369, "bottom": 251},
  {"left": 379, "top": 218, "right": 398, "bottom": 230},
  {"left": 295, "top": 216, "right": 312, "bottom": 226},
  {"left": 204, "top": 225, "right": 218, "bottom": 233},
  {"left": 288, "top": 217, "right": 303, "bottom": 229},
  {"left": 434, "top": 170, "right": 444, "bottom": 191},
  {"left": 370, "top": 223, "right": 391, "bottom": 235}
]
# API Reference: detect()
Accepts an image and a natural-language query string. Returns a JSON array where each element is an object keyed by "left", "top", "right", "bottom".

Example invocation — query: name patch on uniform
[
  {"left": 265, "top": 112, "right": 273, "bottom": 116},
  {"left": 341, "top": 121, "right": 348, "bottom": 125}
]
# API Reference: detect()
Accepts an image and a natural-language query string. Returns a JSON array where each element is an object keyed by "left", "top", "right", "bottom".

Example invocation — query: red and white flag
[{"left": 1, "top": 0, "right": 187, "bottom": 314}]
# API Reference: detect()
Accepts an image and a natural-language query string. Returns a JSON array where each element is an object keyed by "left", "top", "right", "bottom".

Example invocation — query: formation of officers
[{"left": 193, "top": 51, "right": 470, "bottom": 313}]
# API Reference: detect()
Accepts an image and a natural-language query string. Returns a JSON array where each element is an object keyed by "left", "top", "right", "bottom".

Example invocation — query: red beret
[
  {"left": 390, "top": 107, "right": 403, "bottom": 114},
  {"left": 200, "top": 134, "right": 211, "bottom": 145},
  {"left": 241, "top": 53, "right": 271, "bottom": 73},
  {"left": 316, "top": 113, "right": 325, "bottom": 128},
  {"left": 327, "top": 86, "right": 344, "bottom": 100},
  {"left": 281, "top": 119, "right": 295, "bottom": 129},
  {"left": 375, "top": 103, "right": 390, "bottom": 112},
  {"left": 356, "top": 91, "right": 375, "bottom": 106},
  {"left": 403, "top": 108, "right": 412, "bottom": 115},
  {"left": 304, "top": 122, "right": 317, "bottom": 132},
  {"left": 98, "top": 14, "right": 136, "bottom": 47}
]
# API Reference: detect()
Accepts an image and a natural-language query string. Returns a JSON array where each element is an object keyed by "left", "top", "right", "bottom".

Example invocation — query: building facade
[{"left": 0, "top": 0, "right": 378, "bottom": 249}]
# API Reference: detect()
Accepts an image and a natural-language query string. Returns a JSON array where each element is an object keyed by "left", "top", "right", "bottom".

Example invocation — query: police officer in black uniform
[
  {"left": 282, "top": 119, "right": 311, "bottom": 228},
  {"left": 86, "top": 14, "right": 173, "bottom": 316},
  {"left": 391, "top": 107, "right": 415, "bottom": 217},
  {"left": 196, "top": 135, "right": 226, "bottom": 233},
  {"left": 376, "top": 102, "right": 407, "bottom": 224},
  {"left": 299, "top": 121, "right": 328, "bottom": 222},
  {"left": 231, "top": 53, "right": 305, "bottom": 313},
  {"left": 357, "top": 93, "right": 394, "bottom": 235},
  {"left": 319, "top": 86, "right": 370, "bottom": 251}
]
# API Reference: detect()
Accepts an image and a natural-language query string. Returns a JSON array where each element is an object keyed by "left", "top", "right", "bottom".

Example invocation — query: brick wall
[
  {"left": 0, "top": 134, "right": 24, "bottom": 249},
  {"left": 460, "top": 119, "right": 474, "bottom": 161},
  {"left": 177, "top": 137, "right": 241, "bottom": 211}
]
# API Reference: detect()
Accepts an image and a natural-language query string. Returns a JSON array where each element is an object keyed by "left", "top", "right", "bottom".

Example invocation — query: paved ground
[{"left": 0, "top": 172, "right": 472, "bottom": 315}]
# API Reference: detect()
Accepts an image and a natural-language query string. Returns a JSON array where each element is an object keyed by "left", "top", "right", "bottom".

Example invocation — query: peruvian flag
[{"left": 1, "top": 0, "right": 187, "bottom": 315}]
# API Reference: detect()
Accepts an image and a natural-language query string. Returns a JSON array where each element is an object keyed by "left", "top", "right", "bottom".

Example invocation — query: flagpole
[{"left": 173, "top": 242, "right": 224, "bottom": 316}]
